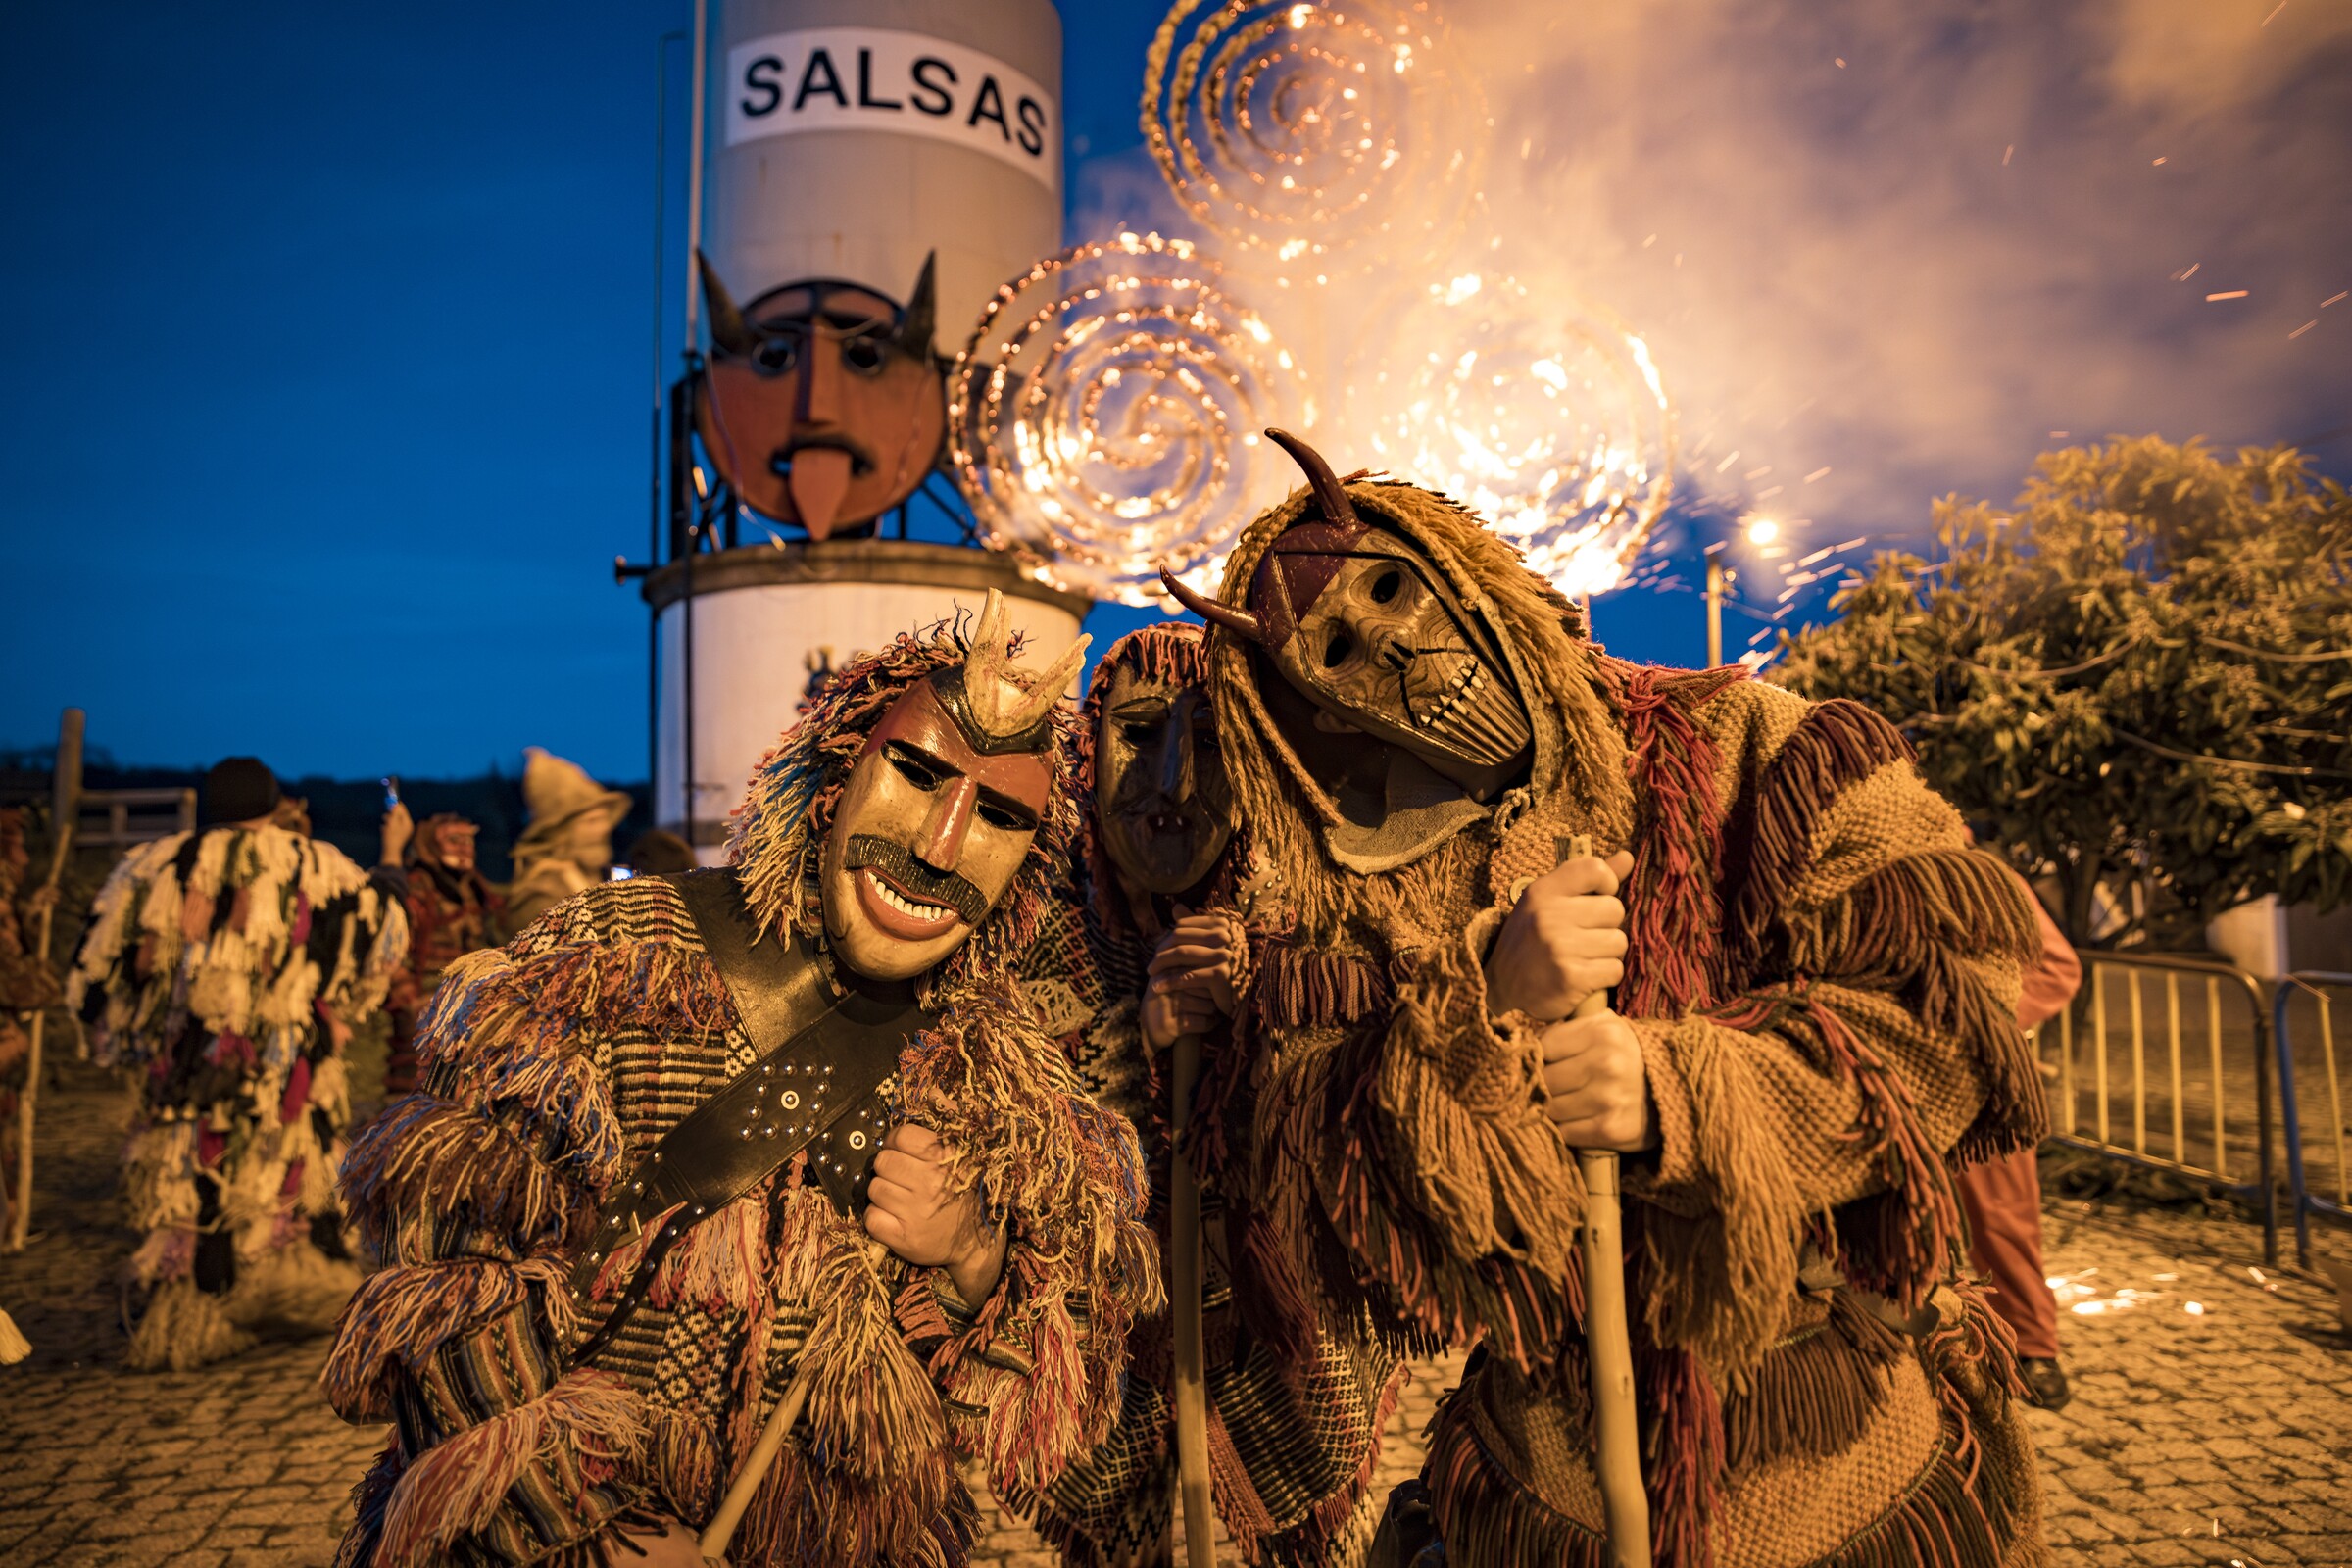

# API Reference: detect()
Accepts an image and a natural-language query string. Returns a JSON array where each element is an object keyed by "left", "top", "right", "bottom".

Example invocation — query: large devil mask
[
  {"left": 696, "top": 252, "right": 947, "bottom": 542},
  {"left": 818, "top": 592, "right": 1085, "bottom": 980},
  {"left": 1088, "top": 627, "right": 1232, "bottom": 901},
  {"left": 1162, "top": 431, "right": 1535, "bottom": 803}
]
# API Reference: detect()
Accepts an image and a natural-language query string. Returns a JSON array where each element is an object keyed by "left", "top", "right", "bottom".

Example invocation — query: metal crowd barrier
[
  {"left": 2034, "top": 951, "right": 2278, "bottom": 1267},
  {"left": 2274, "top": 972, "right": 2352, "bottom": 1272}
]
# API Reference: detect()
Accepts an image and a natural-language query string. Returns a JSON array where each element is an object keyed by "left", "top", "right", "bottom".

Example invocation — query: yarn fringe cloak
[
  {"left": 327, "top": 625, "right": 1158, "bottom": 1568},
  {"left": 66, "top": 823, "right": 406, "bottom": 1369},
  {"left": 1203, "top": 476, "right": 2049, "bottom": 1568},
  {"left": 1029, "top": 621, "right": 1406, "bottom": 1568}
]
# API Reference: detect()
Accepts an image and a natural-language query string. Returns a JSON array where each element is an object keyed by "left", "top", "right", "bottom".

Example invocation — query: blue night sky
[{"left": 4, "top": 1, "right": 2345, "bottom": 781}]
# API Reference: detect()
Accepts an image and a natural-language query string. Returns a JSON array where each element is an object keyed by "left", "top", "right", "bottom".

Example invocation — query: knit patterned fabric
[
  {"left": 328, "top": 626, "right": 1159, "bottom": 1568},
  {"left": 66, "top": 823, "right": 407, "bottom": 1368},
  {"left": 1203, "top": 477, "right": 2050, "bottom": 1568},
  {"left": 1030, "top": 624, "right": 1406, "bottom": 1568}
]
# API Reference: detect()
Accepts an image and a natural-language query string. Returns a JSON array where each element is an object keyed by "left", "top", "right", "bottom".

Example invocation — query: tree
[{"left": 1771, "top": 436, "right": 2352, "bottom": 948}]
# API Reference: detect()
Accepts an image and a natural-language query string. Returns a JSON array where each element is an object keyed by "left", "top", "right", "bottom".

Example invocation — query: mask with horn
[
  {"left": 695, "top": 252, "right": 948, "bottom": 542},
  {"left": 819, "top": 590, "right": 1088, "bottom": 979},
  {"left": 1161, "top": 429, "right": 1535, "bottom": 803}
]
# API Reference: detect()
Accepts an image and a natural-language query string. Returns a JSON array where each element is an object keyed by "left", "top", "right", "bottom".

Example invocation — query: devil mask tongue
[{"left": 788, "top": 447, "right": 855, "bottom": 540}]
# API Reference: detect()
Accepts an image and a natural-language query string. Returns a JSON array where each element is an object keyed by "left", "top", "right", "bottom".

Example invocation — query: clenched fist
[
  {"left": 861, "top": 1123, "right": 1008, "bottom": 1304},
  {"left": 1141, "top": 906, "right": 1246, "bottom": 1051},
  {"left": 1540, "top": 1010, "right": 1653, "bottom": 1152},
  {"left": 1484, "top": 850, "right": 1633, "bottom": 1022}
]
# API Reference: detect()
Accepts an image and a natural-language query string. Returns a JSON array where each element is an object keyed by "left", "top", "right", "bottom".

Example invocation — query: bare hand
[
  {"left": 1145, "top": 907, "right": 1246, "bottom": 1013},
  {"left": 1540, "top": 1010, "right": 1653, "bottom": 1152},
  {"left": 1485, "top": 851, "right": 1632, "bottom": 1021},
  {"left": 24, "top": 884, "right": 58, "bottom": 917},
  {"left": 1141, "top": 909, "right": 1242, "bottom": 1050},
  {"left": 379, "top": 802, "right": 414, "bottom": 867},
  {"left": 862, "top": 1123, "right": 1008, "bottom": 1303},
  {"left": 611, "top": 1514, "right": 710, "bottom": 1566}
]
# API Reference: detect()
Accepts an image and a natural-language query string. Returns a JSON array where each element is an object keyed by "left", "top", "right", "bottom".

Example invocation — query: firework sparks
[
  {"left": 1142, "top": 0, "right": 1482, "bottom": 276},
  {"left": 947, "top": 232, "right": 1307, "bottom": 606},
  {"left": 1338, "top": 272, "right": 1676, "bottom": 599}
]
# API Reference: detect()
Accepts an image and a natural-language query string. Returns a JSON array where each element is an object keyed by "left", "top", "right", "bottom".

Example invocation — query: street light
[{"left": 1705, "top": 546, "right": 1730, "bottom": 667}]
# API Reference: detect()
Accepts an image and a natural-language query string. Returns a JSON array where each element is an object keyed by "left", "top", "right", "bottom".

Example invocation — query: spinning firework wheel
[
  {"left": 1143, "top": 0, "right": 1482, "bottom": 273},
  {"left": 949, "top": 232, "right": 1309, "bottom": 607},
  {"left": 1346, "top": 275, "right": 1676, "bottom": 599}
]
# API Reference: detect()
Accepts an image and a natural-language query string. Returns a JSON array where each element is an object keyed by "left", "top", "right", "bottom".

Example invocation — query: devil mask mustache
[{"left": 1162, "top": 430, "right": 1535, "bottom": 802}]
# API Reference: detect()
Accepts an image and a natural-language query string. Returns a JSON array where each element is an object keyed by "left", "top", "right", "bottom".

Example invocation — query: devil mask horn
[
  {"left": 896, "top": 251, "right": 939, "bottom": 363},
  {"left": 1159, "top": 567, "right": 1265, "bottom": 645},
  {"left": 697, "top": 250, "right": 755, "bottom": 359},
  {"left": 935, "top": 589, "right": 1090, "bottom": 754},
  {"left": 1265, "top": 427, "right": 1359, "bottom": 528}
]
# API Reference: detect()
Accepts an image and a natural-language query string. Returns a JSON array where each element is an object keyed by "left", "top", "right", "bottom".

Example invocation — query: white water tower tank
[
  {"left": 649, "top": 0, "right": 1082, "bottom": 854},
  {"left": 709, "top": 0, "right": 1063, "bottom": 334}
]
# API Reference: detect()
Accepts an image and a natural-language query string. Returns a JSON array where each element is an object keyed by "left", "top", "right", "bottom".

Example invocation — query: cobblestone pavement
[{"left": 4, "top": 1064, "right": 2348, "bottom": 1568}]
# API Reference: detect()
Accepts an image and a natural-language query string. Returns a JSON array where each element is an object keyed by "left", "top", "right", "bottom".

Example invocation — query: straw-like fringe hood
[{"left": 1206, "top": 478, "right": 1634, "bottom": 941}]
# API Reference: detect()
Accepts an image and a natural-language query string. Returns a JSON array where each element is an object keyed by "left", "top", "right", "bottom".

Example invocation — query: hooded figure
[
  {"left": 505, "top": 748, "right": 634, "bottom": 931},
  {"left": 1032, "top": 622, "right": 1409, "bottom": 1568},
  {"left": 66, "top": 759, "right": 410, "bottom": 1370},
  {"left": 327, "top": 596, "right": 1160, "bottom": 1568},
  {"left": 1161, "top": 434, "right": 2049, "bottom": 1568}
]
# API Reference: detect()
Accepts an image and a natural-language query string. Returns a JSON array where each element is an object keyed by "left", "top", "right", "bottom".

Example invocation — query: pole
[
  {"left": 700, "top": 1361, "right": 814, "bottom": 1564},
  {"left": 1565, "top": 833, "right": 1648, "bottom": 1568},
  {"left": 649, "top": 31, "right": 679, "bottom": 793},
  {"left": 1705, "top": 556, "right": 1724, "bottom": 668},
  {"left": 9, "top": 709, "right": 82, "bottom": 1252},
  {"left": 1170, "top": 1028, "right": 1216, "bottom": 1568},
  {"left": 683, "top": 0, "right": 709, "bottom": 355}
]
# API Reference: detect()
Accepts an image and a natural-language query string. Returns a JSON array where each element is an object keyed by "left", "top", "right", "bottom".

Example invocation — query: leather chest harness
[{"left": 565, "top": 866, "right": 940, "bottom": 1367}]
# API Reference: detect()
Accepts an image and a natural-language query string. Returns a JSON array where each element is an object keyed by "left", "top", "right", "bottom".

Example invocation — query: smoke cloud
[{"left": 1070, "top": 0, "right": 2351, "bottom": 638}]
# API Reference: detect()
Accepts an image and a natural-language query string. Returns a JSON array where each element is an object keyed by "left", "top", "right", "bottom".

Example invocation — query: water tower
[{"left": 631, "top": 0, "right": 1086, "bottom": 857}]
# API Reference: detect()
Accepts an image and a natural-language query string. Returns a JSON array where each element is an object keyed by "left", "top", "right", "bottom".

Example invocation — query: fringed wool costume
[
  {"left": 385, "top": 816, "right": 507, "bottom": 1097},
  {"left": 328, "top": 627, "right": 1159, "bottom": 1568},
  {"left": 1034, "top": 624, "right": 1408, "bottom": 1568},
  {"left": 67, "top": 820, "right": 408, "bottom": 1370},
  {"left": 1195, "top": 478, "right": 2049, "bottom": 1568}
]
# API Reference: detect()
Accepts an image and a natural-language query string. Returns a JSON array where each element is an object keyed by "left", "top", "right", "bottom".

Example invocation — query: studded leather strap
[{"left": 564, "top": 867, "right": 939, "bottom": 1367}]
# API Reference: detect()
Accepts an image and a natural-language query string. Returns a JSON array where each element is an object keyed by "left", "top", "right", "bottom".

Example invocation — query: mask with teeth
[
  {"left": 1094, "top": 654, "right": 1233, "bottom": 898},
  {"left": 817, "top": 591, "right": 1081, "bottom": 979},
  {"left": 1161, "top": 431, "right": 1535, "bottom": 802}
]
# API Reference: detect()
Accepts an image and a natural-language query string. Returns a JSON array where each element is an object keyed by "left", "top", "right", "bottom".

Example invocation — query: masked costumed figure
[
  {"left": 506, "top": 749, "right": 634, "bottom": 932},
  {"left": 67, "top": 758, "right": 411, "bottom": 1370},
  {"left": 1160, "top": 434, "right": 2049, "bottom": 1568},
  {"left": 1031, "top": 622, "right": 1408, "bottom": 1568},
  {"left": 385, "top": 814, "right": 507, "bottom": 1098},
  {"left": 327, "top": 594, "right": 1160, "bottom": 1568}
]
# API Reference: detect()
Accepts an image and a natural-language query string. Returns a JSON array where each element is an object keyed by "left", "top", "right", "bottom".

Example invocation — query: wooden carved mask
[{"left": 1093, "top": 661, "right": 1232, "bottom": 897}]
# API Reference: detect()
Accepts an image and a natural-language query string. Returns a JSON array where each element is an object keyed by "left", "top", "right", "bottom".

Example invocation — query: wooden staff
[
  {"left": 699, "top": 1358, "right": 813, "bottom": 1565},
  {"left": 8, "top": 709, "right": 80, "bottom": 1254},
  {"left": 1169, "top": 1026, "right": 1216, "bottom": 1568},
  {"left": 1563, "top": 833, "right": 1650, "bottom": 1568}
]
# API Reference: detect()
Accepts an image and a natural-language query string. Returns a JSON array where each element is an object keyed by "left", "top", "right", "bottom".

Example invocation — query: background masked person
[
  {"left": 1162, "top": 432, "right": 2049, "bottom": 1568},
  {"left": 1035, "top": 622, "right": 1408, "bottom": 1568},
  {"left": 504, "top": 747, "right": 633, "bottom": 931},
  {"left": 383, "top": 812, "right": 505, "bottom": 1099},
  {"left": 326, "top": 596, "right": 1159, "bottom": 1568},
  {"left": 66, "top": 756, "right": 410, "bottom": 1370}
]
